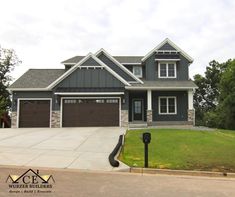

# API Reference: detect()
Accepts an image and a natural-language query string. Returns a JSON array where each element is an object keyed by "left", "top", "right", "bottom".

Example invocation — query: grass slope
[{"left": 119, "top": 129, "right": 235, "bottom": 172}]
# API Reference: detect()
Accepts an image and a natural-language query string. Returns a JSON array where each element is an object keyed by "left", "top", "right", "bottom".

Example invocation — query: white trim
[
  {"left": 147, "top": 90, "right": 152, "bottom": 110},
  {"left": 132, "top": 98, "right": 144, "bottom": 121},
  {"left": 95, "top": 48, "right": 143, "bottom": 84},
  {"left": 7, "top": 88, "right": 49, "bottom": 91},
  {"left": 54, "top": 92, "right": 124, "bottom": 95},
  {"left": 155, "top": 59, "right": 180, "bottom": 61},
  {"left": 63, "top": 63, "right": 76, "bottom": 65},
  {"left": 141, "top": 38, "right": 194, "bottom": 63},
  {"left": 188, "top": 90, "right": 194, "bottom": 109},
  {"left": 60, "top": 97, "right": 121, "bottom": 127},
  {"left": 132, "top": 66, "right": 143, "bottom": 78},
  {"left": 158, "top": 96, "right": 177, "bottom": 115},
  {"left": 78, "top": 65, "right": 104, "bottom": 68},
  {"left": 17, "top": 98, "right": 52, "bottom": 128},
  {"left": 122, "top": 63, "right": 142, "bottom": 65},
  {"left": 125, "top": 86, "right": 196, "bottom": 90},
  {"left": 47, "top": 53, "right": 130, "bottom": 89},
  {"left": 158, "top": 62, "right": 177, "bottom": 78}
]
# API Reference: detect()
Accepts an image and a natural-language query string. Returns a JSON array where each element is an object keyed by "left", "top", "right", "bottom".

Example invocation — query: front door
[{"left": 132, "top": 99, "right": 143, "bottom": 121}]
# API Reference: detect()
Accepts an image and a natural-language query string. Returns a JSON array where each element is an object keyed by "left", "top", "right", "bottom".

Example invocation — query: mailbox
[{"left": 143, "top": 132, "right": 151, "bottom": 144}]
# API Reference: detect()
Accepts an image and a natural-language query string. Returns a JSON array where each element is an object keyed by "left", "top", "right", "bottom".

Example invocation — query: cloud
[{"left": 0, "top": 0, "right": 234, "bottom": 80}]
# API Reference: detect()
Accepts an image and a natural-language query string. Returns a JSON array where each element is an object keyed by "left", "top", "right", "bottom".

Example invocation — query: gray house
[{"left": 8, "top": 38, "right": 197, "bottom": 128}]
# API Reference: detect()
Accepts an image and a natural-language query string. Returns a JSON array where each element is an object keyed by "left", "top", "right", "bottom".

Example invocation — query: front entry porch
[{"left": 128, "top": 89, "right": 195, "bottom": 127}]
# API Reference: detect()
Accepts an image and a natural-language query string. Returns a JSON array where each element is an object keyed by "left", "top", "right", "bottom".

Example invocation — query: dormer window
[
  {"left": 133, "top": 66, "right": 143, "bottom": 78},
  {"left": 158, "top": 62, "right": 176, "bottom": 78}
]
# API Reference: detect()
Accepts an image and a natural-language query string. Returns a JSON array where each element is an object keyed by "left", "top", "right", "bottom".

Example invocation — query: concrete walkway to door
[{"left": 0, "top": 127, "right": 129, "bottom": 171}]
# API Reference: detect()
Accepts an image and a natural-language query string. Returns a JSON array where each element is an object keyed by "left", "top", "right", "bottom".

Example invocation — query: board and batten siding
[
  {"left": 144, "top": 43, "right": 190, "bottom": 81},
  {"left": 97, "top": 53, "right": 135, "bottom": 81},
  {"left": 56, "top": 68, "right": 125, "bottom": 88}
]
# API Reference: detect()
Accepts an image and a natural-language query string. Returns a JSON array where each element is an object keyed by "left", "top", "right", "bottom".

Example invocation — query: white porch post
[
  {"left": 188, "top": 89, "right": 195, "bottom": 125},
  {"left": 147, "top": 89, "right": 152, "bottom": 110},
  {"left": 147, "top": 89, "right": 152, "bottom": 125},
  {"left": 188, "top": 90, "right": 193, "bottom": 109}
]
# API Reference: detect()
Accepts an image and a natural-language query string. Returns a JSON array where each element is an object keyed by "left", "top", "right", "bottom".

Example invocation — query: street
[{"left": 0, "top": 166, "right": 235, "bottom": 197}]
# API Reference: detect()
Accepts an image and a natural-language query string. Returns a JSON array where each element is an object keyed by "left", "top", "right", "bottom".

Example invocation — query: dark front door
[{"left": 132, "top": 99, "right": 143, "bottom": 121}]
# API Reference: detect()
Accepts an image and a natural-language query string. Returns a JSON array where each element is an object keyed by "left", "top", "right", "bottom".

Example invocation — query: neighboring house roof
[
  {"left": 125, "top": 80, "right": 198, "bottom": 90},
  {"left": 9, "top": 69, "right": 65, "bottom": 89},
  {"left": 141, "top": 38, "right": 194, "bottom": 63},
  {"left": 62, "top": 55, "right": 144, "bottom": 64}
]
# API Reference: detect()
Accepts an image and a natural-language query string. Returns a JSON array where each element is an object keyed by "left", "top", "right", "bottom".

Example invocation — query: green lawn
[{"left": 118, "top": 129, "right": 235, "bottom": 172}]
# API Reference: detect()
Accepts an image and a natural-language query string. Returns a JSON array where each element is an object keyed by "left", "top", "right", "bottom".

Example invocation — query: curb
[{"left": 130, "top": 167, "right": 235, "bottom": 178}]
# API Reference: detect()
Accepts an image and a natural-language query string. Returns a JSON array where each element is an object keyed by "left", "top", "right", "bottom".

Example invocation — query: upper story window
[
  {"left": 133, "top": 66, "right": 143, "bottom": 78},
  {"left": 158, "top": 62, "right": 176, "bottom": 78}
]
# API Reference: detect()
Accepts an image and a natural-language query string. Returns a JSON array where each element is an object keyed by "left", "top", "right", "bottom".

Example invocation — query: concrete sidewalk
[{"left": 0, "top": 127, "right": 129, "bottom": 171}]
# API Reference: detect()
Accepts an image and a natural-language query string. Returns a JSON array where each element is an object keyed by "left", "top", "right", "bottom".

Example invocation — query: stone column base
[
  {"left": 11, "top": 112, "right": 17, "bottom": 128},
  {"left": 147, "top": 110, "right": 153, "bottom": 126},
  {"left": 51, "top": 111, "right": 61, "bottom": 128},
  {"left": 188, "top": 109, "right": 195, "bottom": 125},
  {"left": 121, "top": 110, "right": 128, "bottom": 127}
]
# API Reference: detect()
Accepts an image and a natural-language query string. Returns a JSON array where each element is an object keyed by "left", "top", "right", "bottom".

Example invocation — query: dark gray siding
[
  {"left": 11, "top": 91, "right": 54, "bottom": 111},
  {"left": 158, "top": 43, "right": 176, "bottom": 50},
  {"left": 152, "top": 91, "right": 188, "bottom": 121},
  {"left": 97, "top": 53, "right": 135, "bottom": 81},
  {"left": 56, "top": 68, "right": 125, "bottom": 88},
  {"left": 144, "top": 53, "right": 189, "bottom": 81},
  {"left": 145, "top": 53, "right": 156, "bottom": 80},
  {"left": 82, "top": 57, "right": 100, "bottom": 66}
]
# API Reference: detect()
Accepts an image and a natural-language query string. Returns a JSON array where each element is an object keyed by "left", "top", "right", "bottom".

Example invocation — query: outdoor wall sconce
[{"left": 122, "top": 98, "right": 125, "bottom": 104}]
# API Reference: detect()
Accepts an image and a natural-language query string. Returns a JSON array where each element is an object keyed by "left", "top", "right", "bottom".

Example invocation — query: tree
[
  {"left": 193, "top": 60, "right": 229, "bottom": 126},
  {"left": 0, "top": 47, "right": 20, "bottom": 118},
  {"left": 217, "top": 59, "right": 235, "bottom": 129}
]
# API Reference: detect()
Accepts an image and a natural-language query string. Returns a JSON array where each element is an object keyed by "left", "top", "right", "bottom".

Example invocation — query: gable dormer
[{"left": 142, "top": 38, "right": 193, "bottom": 81}]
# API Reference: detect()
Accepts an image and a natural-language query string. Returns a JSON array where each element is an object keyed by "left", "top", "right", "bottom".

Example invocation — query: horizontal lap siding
[{"left": 152, "top": 91, "right": 188, "bottom": 121}]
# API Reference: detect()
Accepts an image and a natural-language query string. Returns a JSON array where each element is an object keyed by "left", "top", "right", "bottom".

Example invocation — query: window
[
  {"left": 159, "top": 97, "right": 177, "bottom": 114},
  {"left": 158, "top": 62, "right": 176, "bottom": 78},
  {"left": 106, "top": 99, "right": 118, "bottom": 103},
  {"left": 133, "top": 66, "right": 143, "bottom": 78}
]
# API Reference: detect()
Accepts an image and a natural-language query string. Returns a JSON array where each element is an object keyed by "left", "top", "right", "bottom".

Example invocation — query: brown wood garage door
[
  {"left": 62, "top": 99, "right": 119, "bottom": 127},
  {"left": 19, "top": 100, "right": 50, "bottom": 128}
]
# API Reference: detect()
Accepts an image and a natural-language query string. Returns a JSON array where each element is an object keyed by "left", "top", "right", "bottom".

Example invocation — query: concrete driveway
[{"left": 0, "top": 127, "right": 128, "bottom": 171}]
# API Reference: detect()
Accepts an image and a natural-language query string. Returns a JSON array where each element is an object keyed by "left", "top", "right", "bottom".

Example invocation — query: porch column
[
  {"left": 188, "top": 89, "right": 195, "bottom": 125},
  {"left": 147, "top": 89, "right": 152, "bottom": 125}
]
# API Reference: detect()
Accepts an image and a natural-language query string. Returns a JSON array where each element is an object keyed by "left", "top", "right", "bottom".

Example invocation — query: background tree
[
  {"left": 0, "top": 47, "right": 20, "bottom": 118},
  {"left": 217, "top": 59, "right": 235, "bottom": 129}
]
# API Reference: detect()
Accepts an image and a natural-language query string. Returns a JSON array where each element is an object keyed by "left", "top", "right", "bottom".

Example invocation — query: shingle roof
[
  {"left": 129, "top": 80, "right": 198, "bottom": 88},
  {"left": 62, "top": 56, "right": 143, "bottom": 64},
  {"left": 9, "top": 69, "right": 65, "bottom": 88}
]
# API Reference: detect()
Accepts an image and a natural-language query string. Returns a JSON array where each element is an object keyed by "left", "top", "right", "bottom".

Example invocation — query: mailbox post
[{"left": 142, "top": 132, "right": 151, "bottom": 168}]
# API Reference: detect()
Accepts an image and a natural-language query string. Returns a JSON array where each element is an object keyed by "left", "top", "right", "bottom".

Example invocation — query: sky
[{"left": 1, "top": 0, "right": 235, "bottom": 82}]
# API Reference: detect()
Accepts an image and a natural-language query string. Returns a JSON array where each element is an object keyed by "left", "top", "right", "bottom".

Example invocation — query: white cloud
[{"left": 0, "top": 0, "right": 235, "bottom": 81}]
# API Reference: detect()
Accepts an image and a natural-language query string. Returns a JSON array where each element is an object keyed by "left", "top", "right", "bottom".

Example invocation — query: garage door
[
  {"left": 62, "top": 99, "right": 119, "bottom": 127},
  {"left": 19, "top": 100, "right": 50, "bottom": 128}
]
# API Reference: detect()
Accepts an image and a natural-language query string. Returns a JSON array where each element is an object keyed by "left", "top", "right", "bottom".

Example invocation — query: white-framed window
[
  {"left": 159, "top": 97, "right": 177, "bottom": 115},
  {"left": 133, "top": 66, "right": 143, "bottom": 78},
  {"left": 158, "top": 62, "right": 176, "bottom": 78}
]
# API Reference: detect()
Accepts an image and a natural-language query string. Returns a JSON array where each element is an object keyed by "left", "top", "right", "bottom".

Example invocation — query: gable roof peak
[{"left": 141, "top": 38, "right": 194, "bottom": 63}]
